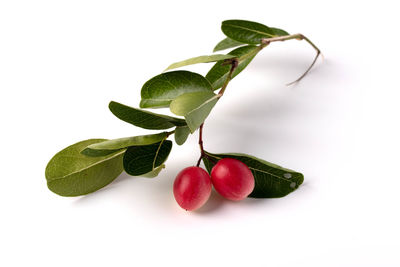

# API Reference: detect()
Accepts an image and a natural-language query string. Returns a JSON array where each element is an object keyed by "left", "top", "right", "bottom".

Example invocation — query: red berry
[
  {"left": 173, "top": 166, "right": 212, "bottom": 211},
  {"left": 211, "top": 158, "right": 255, "bottom": 201}
]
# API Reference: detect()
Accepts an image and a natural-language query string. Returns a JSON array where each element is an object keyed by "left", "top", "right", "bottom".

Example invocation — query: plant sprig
[{"left": 45, "top": 19, "right": 321, "bottom": 200}]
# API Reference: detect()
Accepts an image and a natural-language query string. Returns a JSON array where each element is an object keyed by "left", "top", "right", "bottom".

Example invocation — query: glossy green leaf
[
  {"left": 81, "top": 132, "right": 168, "bottom": 156},
  {"left": 271, "top": 27, "right": 289, "bottom": 36},
  {"left": 221, "top": 19, "right": 276, "bottom": 44},
  {"left": 206, "top": 45, "right": 260, "bottom": 90},
  {"left": 123, "top": 140, "right": 172, "bottom": 176},
  {"left": 202, "top": 151, "right": 304, "bottom": 198},
  {"left": 213, "top": 37, "right": 245, "bottom": 52},
  {"left": 140, "top": 71, "right": 213, "bottom": 109},
  {"left": 165, "top": 54, "right": 236, "bottom": 71},
  {"left": 45, "top": 139, "right": 124, "bottom": 197},
  {"left": 109, "top": 101, "right": 186, "bottom": 129},
  {"left": 174, "top": 126, "right": 191, "bottom": 145},
  {"left": 170, "top": 91, "right": 219, "bottom": 132}
]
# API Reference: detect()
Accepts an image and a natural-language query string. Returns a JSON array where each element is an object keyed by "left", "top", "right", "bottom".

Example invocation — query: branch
[
  {"left": 195, "top": 60, "right": 238, "bottom": 167},
  {"left": 261, "top": 33, "right": 322, "bottom": 85},
  {"left": 218, "top": 58, "right": 239, "bottom": 96}
]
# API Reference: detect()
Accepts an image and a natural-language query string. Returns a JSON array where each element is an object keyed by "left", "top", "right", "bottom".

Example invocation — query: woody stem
[{"left": 195, "top": 59, "right": 238, "bottom": 167}]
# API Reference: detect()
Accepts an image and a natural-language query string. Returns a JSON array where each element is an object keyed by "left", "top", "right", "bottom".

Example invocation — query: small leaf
[
  {"left": 109, "top": 101, "right": 186, "bottom": 129},
  {"left": 123, "top": 140, "right": 172, "bottom": 176},
  {"left": 202, "top": 151, "right": 304, "bottom": 198},
  {"left": 140, "top": 71, "right": 213, "bottom": 109},
  {"left": 81, "top": 132, "right": 168, "bottom": 156},
  {"left": 170, "top": 91, "right": 219, "bottom": 132},
  {"left": 206, "top": 45, "right": 260, "bottom": 90},
  {"left": 45, "top": 139, "right": 124, "bottom": 196},
  {"left": 221, "top": 19, "right": 276, "bottom": 44},
  {"left": 213, "top": 37, "right": 245, "bottom": 52},
  {"left": 165, "top": 54, "right": 236, "bottom": 71},
  {"left": 270, "top": 27, "right": 289, "bottom": 36},
  {"left": 174, "top": 126, "right": 191, "bottom": 145}
]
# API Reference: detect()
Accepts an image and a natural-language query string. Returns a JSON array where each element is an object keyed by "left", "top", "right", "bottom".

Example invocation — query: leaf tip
[
  {"left": 139, "top": 100, "right": 146, "bottom": 109},
  {"left": 108, "top": 101, "right": 118, "bottom": 113}
]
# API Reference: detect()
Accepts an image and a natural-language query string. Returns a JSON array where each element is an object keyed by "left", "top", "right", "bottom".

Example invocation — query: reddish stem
[
  {"left": 195, "top": 60, "right": 238, "bottom": 167},
  {"left": 196, "top": 123, "right": 205, "bottom": 167}
]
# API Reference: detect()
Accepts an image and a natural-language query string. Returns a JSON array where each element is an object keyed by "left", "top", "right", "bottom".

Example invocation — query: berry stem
[
  {"left": 196, "top": 123, "right": 217, "bottom": 167},
  {"left": 196, "top": 123, "right": 205, "bottom": 167}
]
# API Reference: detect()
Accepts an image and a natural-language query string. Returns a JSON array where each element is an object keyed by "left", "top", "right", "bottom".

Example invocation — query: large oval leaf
[
  {"left": 213, "top": 37, "right": 245, "bottom": 52},
  {"left": 165, "top": 54, "right": 236, "bottom": 71},
  {"left": 221, "top": 19, "right": 276, "bottom": 44},
  {"left": 170, "top": 91, "right": 219, "bottom": 132},
  {"left": 140, "top": 71, "right": 213, "bottom": 109},
  {"left": 202, "top": 151, "right": 304, "bottom": 198},
  {"left": 45, "top": 139, "right": 124, "bottom": 196},
  {"left": 206, "top": 45, "right": 260, "bottom": 90},
  {"left": 81, "top": 132, "right": 168, "bottom": 156},
  {"left": 123, "top": 140, "right": 172, "bottom": 176},
  {"left": 109, "top": 101, "right": 186, "bottom": 129}
]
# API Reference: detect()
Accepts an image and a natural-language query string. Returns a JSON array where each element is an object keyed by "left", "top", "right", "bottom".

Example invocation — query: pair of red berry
[{"left": 173, "top": 158, "right": 255, "bottom": 211}]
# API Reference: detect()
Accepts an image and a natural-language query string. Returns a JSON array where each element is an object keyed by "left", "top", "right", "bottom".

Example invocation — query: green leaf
[
  {"left": 271, "top": 27, "right": 289, "bottom": 36},
  {"left": 79, "top": 147, "right": 122, "bottom": 157},
  {"left": 221, "top": 19, "right": 277, "bottom": 44},
  {"left": 170, "top": 91, "right": 219, "bottom": 132},
  {"left": 213, "top": 37, "right": 245, "bottom": 52},
  {"left": 81, "top": 132, "right": 168, "bottom": 156},
  {"left": 45, "top": 139, "right": 124, "bottom": 197},
  {"left": 123, "top": 140, "right": 172, "bottom": 176},
  {"left": 202, "top": 151, "right": 304, "bottom": 198},
  {"left": 109, "top": 101, "right": 186, "bottom": 129},
  {"left": 170, "top": 91, "right": 216, "bottom": 115},
  {"left": 165, "top": 54, "right": 236, "bottom": 71},
  {"left": 174, "top": 126, "right": 191, "bottom": 145},
  {"left": 142, "top": 164, "right": 165, "bottom": 178},
  {"left": 140, "top": 71, "right": 213, "bottom": 109},
  {"left": 206, "top": 45, "right": 260, "bottom": 90}
]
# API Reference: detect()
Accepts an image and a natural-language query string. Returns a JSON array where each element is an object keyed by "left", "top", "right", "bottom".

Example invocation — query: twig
[
  {"left": 261, "top": 33, "right": 322, "bottom": 85},
  {"left": 218, "top": 58, "right": 239, "bottom": 96},
  {"left": 195, "top": 59, "right": 239, "bottom": 167},
  {"left": 196, "top": 123, "right": 205, "bottom": 167}
]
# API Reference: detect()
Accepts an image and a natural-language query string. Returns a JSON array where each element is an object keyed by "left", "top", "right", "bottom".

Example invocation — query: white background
[{"left": 1, "top": 0, "right": 399, "bottom": 266}]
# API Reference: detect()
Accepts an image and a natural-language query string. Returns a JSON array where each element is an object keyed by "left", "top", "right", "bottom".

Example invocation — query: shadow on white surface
[
  {"left": 70, "top": 57, "right": 341, "bottom": 213},
  {"left": 194, "top": 190, "right": 226, "bottom": 214}
]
